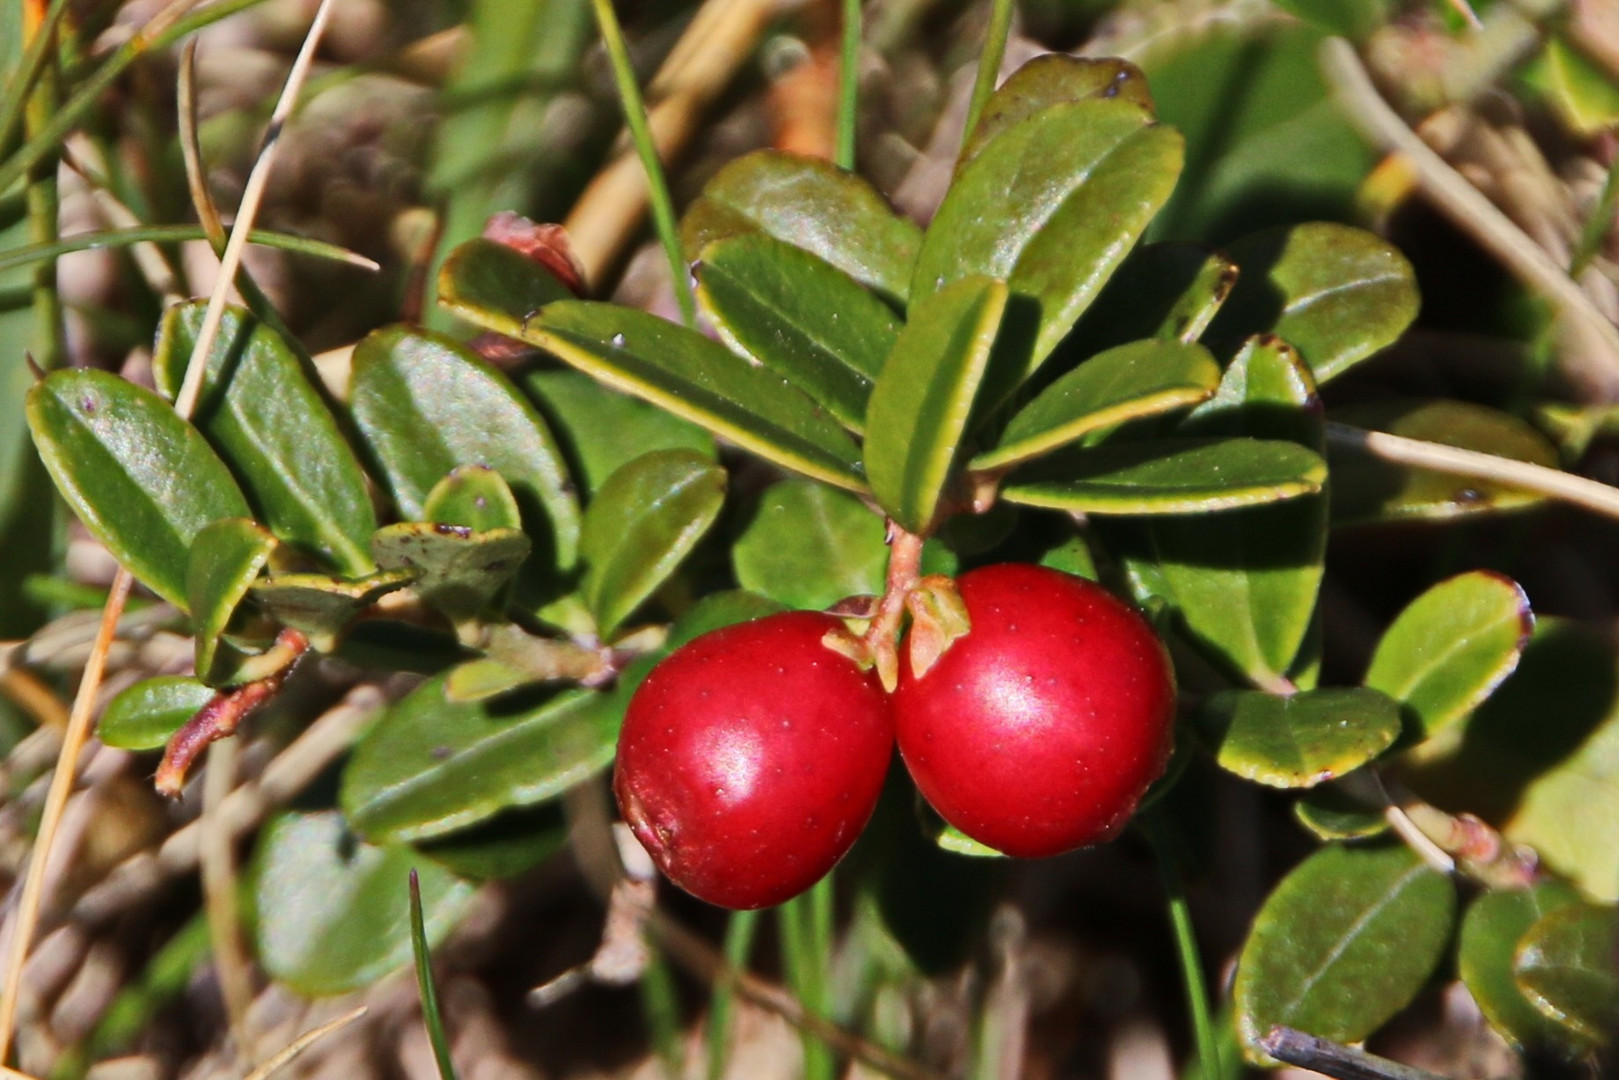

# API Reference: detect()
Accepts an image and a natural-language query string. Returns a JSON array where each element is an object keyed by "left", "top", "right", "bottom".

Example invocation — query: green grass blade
[
  {"left": 409, "top": 868, "right": 461, "bottom": 1080},
  {"left": 0, "top": 224, "right": 377, "bottom": 274}
]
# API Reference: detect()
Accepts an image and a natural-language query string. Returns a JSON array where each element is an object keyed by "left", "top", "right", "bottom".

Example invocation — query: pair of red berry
[{"left": 613, "top": 563, "right": 1177, "bottom": 909}]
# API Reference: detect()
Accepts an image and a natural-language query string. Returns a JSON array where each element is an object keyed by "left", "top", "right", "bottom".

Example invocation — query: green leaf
[
  {"left": 1404, "top": 620, "right": 1619, "bottom": 902},
  {"left": 863, "top": 277, "right": 1009, "bottom": 533},
  {"left": 913, "top": 99, "right": 1184, "bottom": 368},
  {"left": 1292, "top": 787, "right": 1389, "bottom": 841},
  {"left": 1527, "top": 35, "right": 1619, "bottom": 137},
  {"left": 1107, "top": 336, "right": 1326, "bottom": 683},
  {"left": 341, "top": 674, "right": 627, "bottom": 841},
  {"left": 27, "top": 369, "right": 251, "bottom": 609},
  {"left": 1515, "top": 901, "right": 1619, "bottom": 1046},
  {"left": 1200, "top": 688, "right": 1401, "bottom": 788},
  {"left": 414, "top": 801, "right": 570, "bottom": 882},
  {"left": 153, "top": 302, "right": 376, "bottom": 574},
  {"left": 422, "top": 465, "right": 522, "bottom": 532},
  {"left": 680, "top": 149, "right": 922, "bottom": 304},
  {"left": 695, "top": 233, "right": 899, "bottom": 432},
  {"left": 1065, "top": 242, "right": 1239, "bottom": 358},
  {"left": 1002, "top": 437, "right": 1325, "bottom": 515},
  {"left": 1206, "top": 223, "right": 1418, "bottom": 383},
  {"left": 665, "top": 590, "right": 790, "bottom": 650},
  {"left": 371, "top": 523, "right": 531, "bottom": 629},
  {"left": 524, "top": 369, "right": 715, "bottom": 499},
  {"left": 580, "top": 450, "right": 726, "bottom": 639},
  {"left": 349, "top": 325, "right": 579, "bottom": 573},
  {"left": 1458, "top": 882, "right": 1587, "bottom": 1052},
  {"left": 732, "top": 480, "right": 887, "bottom": 610},
  {"left": 251, "top": 810, "right": 473, "bottom": 997},
  {"left": 99, "top": 675, "right": 215, "bottom": 751},
  {"left": 1234, "top": 843, "right": 1455, "bottom": 1061},
  {"left": 1329, "top": 400, "right": 1561, "bottom": 525},
  {"left": 249, "top": 569, "right": 416, "bottom": 653},
  {"left": 187, "top": 518, "right": 277, "bottom": 685},
  {"left": 1363, "top": 571, "right": 1532, "bottom": 749},
  {"left": 972, "top": 339, "right": 1219, "bottom": 471},
  {"left": 517, "top": 301, "right": 867, "bottom": 492},
  {"left": 436, "top": 237, "right": 575, "bottom": 331},
  {"left": 959, "top": 54, "right": 1157, "bottom": 167}
]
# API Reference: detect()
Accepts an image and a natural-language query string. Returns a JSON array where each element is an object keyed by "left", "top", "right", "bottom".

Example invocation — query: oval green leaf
[
  {"left": 1234, "top": 842, "right": 1455, "bottom": 1061},
  {"left": 1458, "top": 881, "right": 1586, "bottom": 1052},
  {"left": 665, "top": 589, "right": 791, "bottom": 650},
  {"left": 972, "top": 338, "right": 1219, "bottom": 471},
  {"left": 959, "top": 54, "right": 1156, "bottom": 167},
  {"left": 1514, "top": 901, "right": 1619, "bottom": 1047},
  {"left": 349, "top": 325, "right": 580, "bottom": 573},
  {"left": 249, "top": 568, "right": 416, "bottom": 653},
  {"left": 251, "top": 810, "right": 473, "bottom": 997},
  {"left": 695, "top": 232, "right": 900, "bottom": 432},
  {"left": 1292, "top": 787, "right": 1389, "bottom": 841},
  {"left": 423, "top": 465, "right": 522, "bottom": 533},
  {"left": 1200, "top": 687, "right": 1401, "bottom": 788},
  {"left": 732, "top": 479, "right": 888, "bottom": 610},
  {"left": 436, "top": 237, "right": 576, "bottom": 330},
  {"left": 1208, "top": 223, "right": 1418, "bottom": 384},
  {"left": 1364, "top": 570, "right": 1532, "bottom": 750},
  {"left": 1002, "top": 436, "right": 1325, "bottom": 515},
  {"left": 27, "top": 369, "right": 250, "bottom": 609},
  {"left": 524, "top": 369, "right": 715, "bottom": 499},
  {"left": 372, "top": 523, "right": 531, "bottom": 630},
  {"left": 914, "top": 99, "right": 1184, "bottom": 369},
  {"left": 99, "top": 675, "right": 215, "bottom": 750},
  {"left": 414, "top": 801, "right": 570, "bottom": 883},
  {"left": 187, "top": 518, "right": 277, "bottom": 685},
  {"left": 518, "top": 300, "right": 866, "bottom": 492},
  {"left": 679, "top": 149, "right": 922, "bottom": 304},
  {"left": 1329, "top": 399, "right": 1561, "bottom": 525},
  {"left": 580, "top": 449, "right": 726, "bottom": 639},
  {"left": 341, "top": 673, "right": 626, "bottom": 841},
  {"left": 864, "top": 276, "right": 1008, "bottom": 533},
  {"left": 153, "top": 302, "right": 376, "bottom": 574}
]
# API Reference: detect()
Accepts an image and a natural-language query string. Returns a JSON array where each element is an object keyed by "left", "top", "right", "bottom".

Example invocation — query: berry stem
[{"left": 865, "top": 522, "right": 926, "bottom": 691}]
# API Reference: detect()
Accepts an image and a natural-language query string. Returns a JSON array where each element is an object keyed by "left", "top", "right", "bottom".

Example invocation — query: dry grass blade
[
  {"left": 178, "top": 39, "right": 226, "bottom": 243},
  {"left": 0, "top": 569, "right": 133, "bottom": 1064},
  {"left": 238, "top": 1007, "right": 368, "bottom": 1080},
  {"left": 1321, "top": 37, "right": 1619, "bottom": 378}
]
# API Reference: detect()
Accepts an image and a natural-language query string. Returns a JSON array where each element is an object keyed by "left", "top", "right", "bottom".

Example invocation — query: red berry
[
  {"left": 614, "top": 611, "right": 893, "bottom": 909},
  {"left": 894, "top": 564, "right": 1175, "bottom": 858}
]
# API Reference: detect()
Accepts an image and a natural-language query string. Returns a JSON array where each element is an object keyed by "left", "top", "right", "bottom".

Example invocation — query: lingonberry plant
[{"left": 8, "top": 8, "right": 1619, "bottom": 1078}]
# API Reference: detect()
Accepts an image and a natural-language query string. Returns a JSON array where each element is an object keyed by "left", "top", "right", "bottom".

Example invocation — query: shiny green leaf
[
  {"left": 695, "top": 233, "right": 899, "bottom": 432},
  {"left": 1002, "top": 437, "right": 1325, "bottom": 515},
  {"left": 1064, "top": 243, "right": 1239, "bottom": 357},
  {"left": 187, "top": 518, "right": 276, "bottom": 685},
  {"left": 27, "top": 369, "right": 250, "bottom": 609},
  {"left": 1207, "top": 223, "right": 1418, "bottom": 383},
  {"left": 1201, "top": 687, "right": 1400, "bottom": 788},
  {"left": 913, "top": 99, "right": 1184, "bottom": 367},
  {"left": 436, "top": 237, "right": 575, "bottom": 329},
  {"left": 1109, "top": 337, "right": 1325, "bottom": 683},
  {"left": 372, "top": 523, "right": 531, "bottom": 629},
  {"left": 342, "top": 673, "right": 627, "bottom": 841},
  {"left": 580, "top": 450, "right": 726, "bottom": 639},
  {"left": 680, "top": 149, "right": 922, "bottom": 304},
  {"left": 1404, "top": 621, "right": 1619, "bottom": 902},
  {"left": 1364, "top": 571, "right": 1532, "bottom": 749},
  {"left": 153, "top": 302, "right": 376, "bottom": 574},
  {"left": 1459, "top": 882, "right": 1586, "bottom": 1052},
  {"left": 252, "top": 810, "right": 473, "bottom": 997},
  {"left": 423, "top": 465, "right": 522, "bottom": 532},
  {"left": 665, "top": 589, "right": 790, "bottom": 650},
  {"left": 1234, "top": 843, "right": 1455, "bottom": 1061},
  {"left": 864, "top": 277, "right": 1008, "bottom": 533},
  {"left": 349, "top": 326, "right": 579, "bottom": 573},
  {"left": 514, "top": 302, "right": 867, "bottom": 492},
  {"left": 1329, "top": 400, "right": 1560, "bottom": 525},
  {"left": 959, "top": 54, "right": 1156, "bottom": 167},
  {"left": 972, "top": 339, "right": 1219, "bottom": 471},
  {"left": 1292, "top": 787, "right": 1388, "bottom": 841},
  {"left": 1515, "top": 901, "right": 1619, "bottom": 1046},
  {"left": 524, "top": 369, "right": 715, "bottom": 499},
  {"left": 249, "top": 568, "right": 416, "bottom": 653},
  {"left": 732, "top": 480, "right": 887, "bottom": 610},
  {"left": 99, "top": 675, "right": 215, "bottom": 751}
]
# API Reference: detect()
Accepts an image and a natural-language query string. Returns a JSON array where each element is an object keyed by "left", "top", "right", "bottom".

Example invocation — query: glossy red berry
[
  {"left": 894, "top": 563, "right": 1175, "bottom": 858},
  {"left": 614, "top": 611, "right": 893, "bottom": 909}
]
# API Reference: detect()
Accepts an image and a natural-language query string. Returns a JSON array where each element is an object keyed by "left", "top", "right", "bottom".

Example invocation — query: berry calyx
[
  {"left": 893, "top": 563, "right": 1175, "bottom": 858},
  {"left": 614, "top": 611, "right": 894, "bottom": 909}
]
